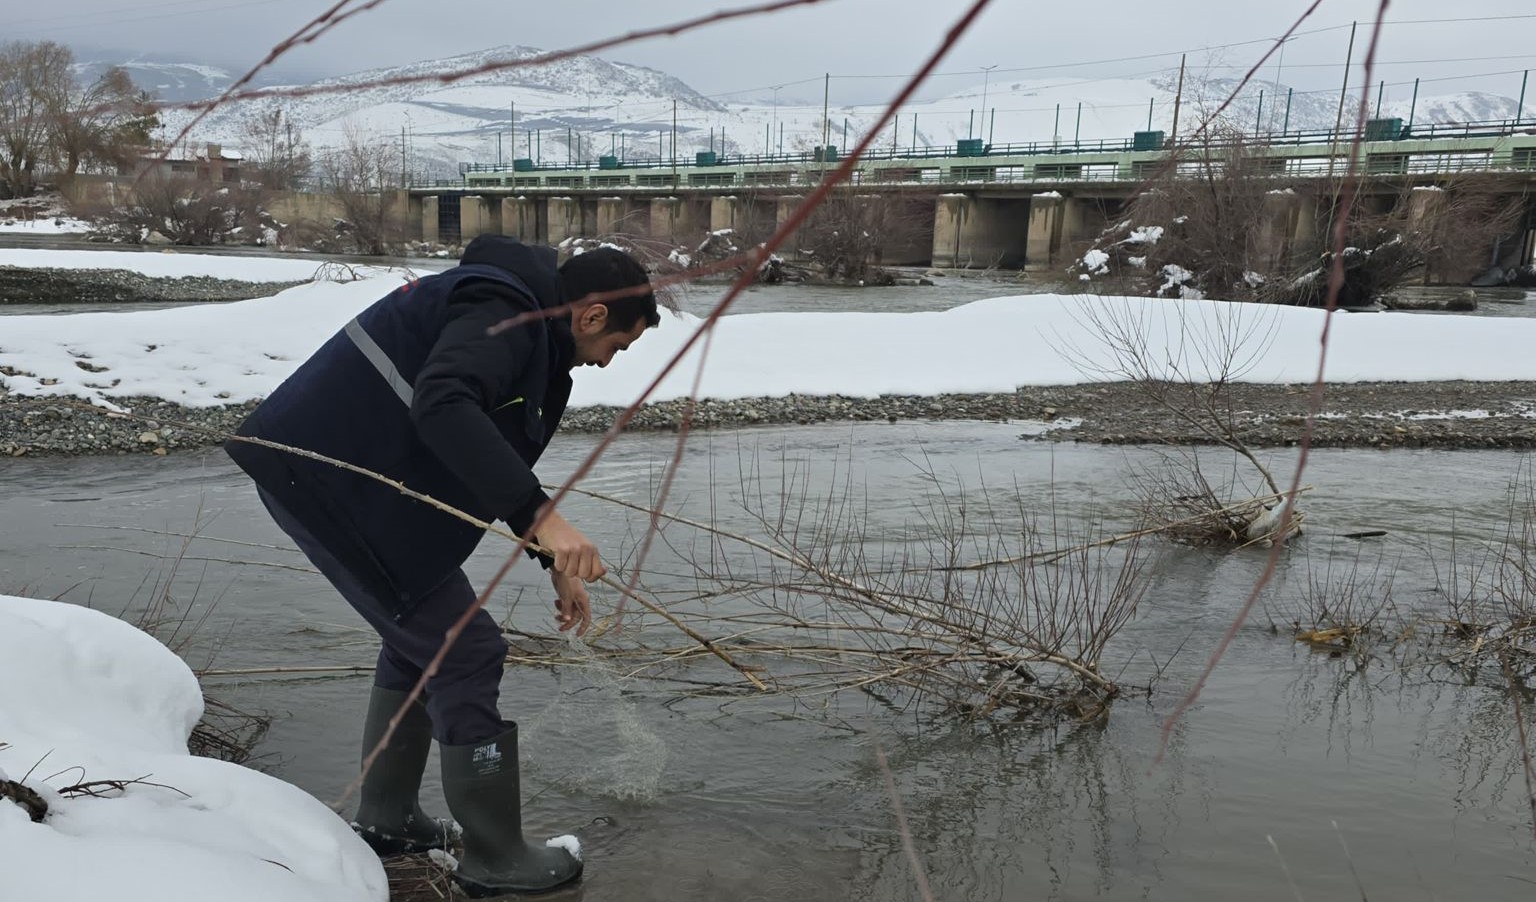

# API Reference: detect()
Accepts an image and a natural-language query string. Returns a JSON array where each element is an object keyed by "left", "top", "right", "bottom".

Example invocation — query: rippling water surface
[{"left": 3, "top": 423, "right": 1533, "bottom": 900}]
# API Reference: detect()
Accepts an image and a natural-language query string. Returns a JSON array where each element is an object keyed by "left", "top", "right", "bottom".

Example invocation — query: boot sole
[
  {"left": 452, "top": 862, "right": 584, "bottom": 898},
  {"left": 354, "top": 826, "right": 451, "bottom": 857}
]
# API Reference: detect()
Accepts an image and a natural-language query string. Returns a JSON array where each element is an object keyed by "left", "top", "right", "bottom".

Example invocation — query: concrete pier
[{"left": 458, "top": 195, "right": 501, "bottom": 242}]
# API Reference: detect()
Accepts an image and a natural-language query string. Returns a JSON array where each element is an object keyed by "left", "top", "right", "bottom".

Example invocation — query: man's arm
[
  {"left": 409, "top": 282, "right": 605, "bottom": 582},
  {"left": 410, "top": 283, "right": 547, "bottom": 529}
]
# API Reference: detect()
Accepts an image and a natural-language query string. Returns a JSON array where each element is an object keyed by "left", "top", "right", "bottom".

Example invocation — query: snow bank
[
  {"left": 8, "top": 271, "right": 1536, "bottom": 410},
  {"left": 0, "top": 216, "right": 93, "bottom": 235},
  {"left": 0, "top": 277, "right": 408, "bottom": 407},
  {"left": 0, "top": 595, "right": 386, "bottom": 902}
]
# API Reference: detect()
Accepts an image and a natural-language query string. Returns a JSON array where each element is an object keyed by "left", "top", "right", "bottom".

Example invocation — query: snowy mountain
[
  {"left": 154, "top": 46, "right": 725, "bottom": 178},
  {"left": 74, "top": 58, "right": 236, "bottom": 104},
  {"left": 146, "top": 49, "right": 1526, "bottom": 180}
]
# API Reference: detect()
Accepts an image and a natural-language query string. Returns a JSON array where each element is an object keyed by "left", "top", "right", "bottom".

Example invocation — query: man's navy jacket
[{"left": 227, "top": 236, "right": 572, "bottom": 615}]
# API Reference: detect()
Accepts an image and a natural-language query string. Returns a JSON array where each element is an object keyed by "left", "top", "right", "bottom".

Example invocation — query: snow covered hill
[
  {"left": 140, "top": 47, "right": 1525, "bottom": 180},
  {"left": 74, "top": 58, "right": 236, "bottom": 104}
]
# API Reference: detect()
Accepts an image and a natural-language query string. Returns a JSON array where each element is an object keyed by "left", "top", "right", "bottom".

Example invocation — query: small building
[{"left": 128, "top": 143, "right": 244, "bottom": 184}]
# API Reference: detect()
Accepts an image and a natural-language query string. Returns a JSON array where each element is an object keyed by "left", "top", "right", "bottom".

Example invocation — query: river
[{"left": 2, "top": 423, "right": 1533, "bottom": 900}]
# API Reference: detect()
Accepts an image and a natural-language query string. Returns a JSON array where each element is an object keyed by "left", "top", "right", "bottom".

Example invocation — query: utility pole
[
  {"left": 1074, "top": 102, "right": 1082, "bottom": 145},
  {"left": 1171, "top": 53, "right": 1186, "bottom": 139},
  {"left": 988, "top": 107, "right": 995, "bottom": 146},
  {"left": 1255, "top": 90, "right": 1265, "bottom": 134},
  {"left": 1329, "top": 20, "right": 1358, "bottom": 181},
  {"left": 1334, "top": 21, "right": 1358, "bottom": 138},
  {"left": 1282, "top": 87, "right": 1294, "bottom": 135},
  {"left": 1267, "top": 38, "right": 1287, "bottom": 132},
  {"left": 1518, "top": 70, "right": 1529, "bottom": 125},
  {"left": 671, "top": 99, "right": 678, "bottom": 184},
  {"left": 979, "top": 64, "right": 997, "bottom": 142},
  {"left": 1146, "top": 97, "right": 1154, "bottom": 132},
  {"left": 1374, "top": 80, "right": 1384, "bottom": 119},
  {"left": 400, "top": 126, "right": 406, "bottom": 187},
  {"left": 771, "top": 84, "right": 781, "bottom": 156},
  {"left": 821, "top": 73, "right": 830, "bottom": 153}
]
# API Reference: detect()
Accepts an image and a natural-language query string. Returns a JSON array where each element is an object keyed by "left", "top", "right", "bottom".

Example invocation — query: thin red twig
[
  {"left": 1155, "top": 0, "right": 1392, "bottom": 764},
  {"left": 1503, "top": 654, "right": 1536, "bottom": 840},
  {"left": 158, "top": 0, "right": 839, "bottom": 113},
  {"left": 614, "top": 326, "right": 716, "bottom": 621},
  {"left": 1180, "top": 0, "right": 1327, "bottom": 146},
  {"left": 154, "top": 0, "right": 391, "bottom": 175},
  {"left": 876, "top": 744, "right": 936, "bottom": 902}
]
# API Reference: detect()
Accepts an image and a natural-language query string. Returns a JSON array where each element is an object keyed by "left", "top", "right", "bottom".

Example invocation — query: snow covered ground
[
  {"left": 0, "top": 195, "right": 93, "bottom": 235},
  {"left": 3, "top": 248, "right": 1535, "bottom": 410},
  {"left": 0, "top": 594, "right": 386, "bottom": 902},
  {"left": 0, "top": 215, "right": 93, "bottom": 236}
]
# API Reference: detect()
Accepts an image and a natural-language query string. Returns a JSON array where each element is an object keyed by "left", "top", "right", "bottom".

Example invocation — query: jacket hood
[{"left": 458, "top": 235, "right": 560, "bottom": 309}]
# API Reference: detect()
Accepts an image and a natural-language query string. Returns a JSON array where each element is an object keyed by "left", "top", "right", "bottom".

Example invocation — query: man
[{"left": 227, "top": 235, "right": 657, "bottom": 897}]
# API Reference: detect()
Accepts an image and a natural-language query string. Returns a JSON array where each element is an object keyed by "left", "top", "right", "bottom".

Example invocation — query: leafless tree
[
  {"left": 1074, "top": 129, "right": 1527, "bottom": 305},
  {"left": 95, "top": 173, "right": 269, "bottom": 245},
  {"left": 239, "top": 107, "right": 312, "bottom": 191},
  {"left": 0, "top": 40, "right": 71, "bottom": 199},
  {"left": 318, "top": 124, "right": 404, "bottom": 254},
  {"left": 47, "top": 66, "right": 158, "bottom": 182},
  {"left": 796, "top": 189, "right": 931, "bottom": 283}
]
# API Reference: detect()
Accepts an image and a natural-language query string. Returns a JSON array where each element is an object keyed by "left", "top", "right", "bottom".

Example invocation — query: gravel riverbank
[
  {"left": 5, "top": 381, "right": 1536, "bottom": 458},
  {"left": 0, "top": 266, "right": 307, "bottom": 306}
]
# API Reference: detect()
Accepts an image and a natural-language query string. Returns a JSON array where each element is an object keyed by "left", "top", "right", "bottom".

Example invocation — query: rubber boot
[
  {"left": 351, "top": 686, "right": 457, "bottom": 855},
  {"left": 440, "top": 722, "right": 583, "bottom": 897}
]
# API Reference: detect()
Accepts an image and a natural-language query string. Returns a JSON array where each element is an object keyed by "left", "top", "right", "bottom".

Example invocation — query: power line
[
  {"left": 717, "top": 13, "right": 1536, "bottom": 88},
  {"left": 11, "top": 0, "right": 310, "bottom": 36}
]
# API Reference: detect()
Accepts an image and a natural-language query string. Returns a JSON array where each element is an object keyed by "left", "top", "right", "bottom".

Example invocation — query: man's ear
[{"left": 577, "top": 303, "right": 609, "bottom": 334}]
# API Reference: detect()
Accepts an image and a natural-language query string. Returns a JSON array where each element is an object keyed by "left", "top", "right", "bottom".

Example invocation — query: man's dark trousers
[{"left": 258, "top": 487, "right": 508, "bottom": 745}]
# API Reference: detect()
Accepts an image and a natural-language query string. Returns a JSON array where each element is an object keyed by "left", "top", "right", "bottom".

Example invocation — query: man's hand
[
  {"left": 533, "top": 508, "right": 607, "bottom": 581},
  {"left": 550, "top": 570, "right": 592, "bottom": 636}
]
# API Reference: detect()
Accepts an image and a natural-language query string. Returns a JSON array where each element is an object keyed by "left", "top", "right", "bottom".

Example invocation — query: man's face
[{"left": 571, "top": 304, "right": 649, "bottom": 369}]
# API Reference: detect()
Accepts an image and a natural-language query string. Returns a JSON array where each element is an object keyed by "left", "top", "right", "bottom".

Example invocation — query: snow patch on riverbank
[
  {"left": 0, "top": 595, "right": 386, "bottom": 902},
  {"left": 6, "top": 250, "right": 1536, "bottom": 409}
]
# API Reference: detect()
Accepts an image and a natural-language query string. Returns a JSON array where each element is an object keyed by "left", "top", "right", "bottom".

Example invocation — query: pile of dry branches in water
[
  {"left": 498, "top": 457, "right": 1151, "bottom": 728},
  {"left": 1266, "top": 542, "right": 1400, "bottom": 656},
  {"left": 1063, "top": 295, "right": 1304, "bottom": 547},
  {"left": 1427, "top": 463, "right": 1536, "bottom": 689}
]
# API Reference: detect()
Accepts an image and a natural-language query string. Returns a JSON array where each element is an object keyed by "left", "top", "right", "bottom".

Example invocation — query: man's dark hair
[{"left": 559, "top": 248, "right": 659, "bottom": 332}]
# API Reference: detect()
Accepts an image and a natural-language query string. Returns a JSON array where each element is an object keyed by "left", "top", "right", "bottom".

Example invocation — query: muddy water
[{"left": 2, "top": 423, "right": 1533, "bottom": 900}]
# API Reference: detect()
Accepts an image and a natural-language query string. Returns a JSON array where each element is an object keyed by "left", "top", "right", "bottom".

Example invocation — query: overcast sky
[{"left": 12, "top": 0, "right": 1536, "bottom": 104}]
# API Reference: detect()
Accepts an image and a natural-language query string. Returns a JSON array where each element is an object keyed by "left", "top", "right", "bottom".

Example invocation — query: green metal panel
[
  {"left": 1365, "top": 118, "right": 1405, "bottom": 141},
  {"left": 814, "top": 146, "right": 839, "bottom": 162},
  {"left": 1132, "top": 130, "right": 1165, "bottom": 151},
  {"left": 956, "top": 138, "right": 986, "bottom": 157},
  {"left": 695, "top": 151, "right": 718, "bottom": 166},
  {"left": 598, "top": 155, "right": 620, "bottom": 170}
]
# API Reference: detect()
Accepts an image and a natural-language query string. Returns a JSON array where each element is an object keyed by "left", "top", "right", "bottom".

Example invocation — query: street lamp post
[
  {"left": 979, "top": 64, "right": 998, "bottom": 142},
  {"left": 772, "top": 85, "right": 782, "bottom": 158}
]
